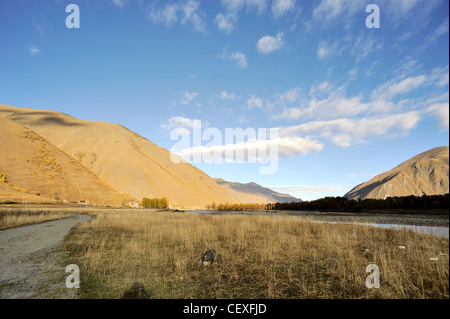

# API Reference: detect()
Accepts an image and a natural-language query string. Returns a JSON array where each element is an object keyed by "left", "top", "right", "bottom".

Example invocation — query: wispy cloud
[
  {"left": 146, "top": 0, "right": 207, "bottom": 33},
  {"left": 312, "top": 0, "right": 363, "bottom": 27},
  {"left": 219, "top": 48, "right": 248, "bottom": 69},
  {"left": 215, "top": 13, "right": 237, "bottom": 34},
  {"left": 112, "top": 0, "right": 128, "bottom": 10},
  {"left": 180, "top": 91, "right": 199, "bottom": 105},
  {"left": 33, "top": 22, "right": 47, "bottom": 37},
  {"left": 29, "top": 46, "right": 40, "bottom": 56},
  {"left": 220, "top": 91, "right": 238, "bottom": 100},
  {"left": 247, "top": 94, "right": 264, "bottom": 109},
  {"left": 214, "top": 0, "right": 268, "bottom": 34},
  {"left": 278, "top": 112, "right": 421, "bottom": 148},
  {"left": 161, "top": 116, "right": 200, "bottom": 131},
  {"left": 272, "top": 0, "right": 296, "bottom": 18}
]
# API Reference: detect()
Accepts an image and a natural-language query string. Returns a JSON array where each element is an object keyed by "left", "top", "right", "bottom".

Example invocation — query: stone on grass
[{"left": 197, "top": 248, "right": 222, "bottom": 267}]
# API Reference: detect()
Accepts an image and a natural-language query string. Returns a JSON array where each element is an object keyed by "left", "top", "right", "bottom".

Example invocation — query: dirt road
[{"left": 0, "top": 215, "right": 91, "bottom": 299}]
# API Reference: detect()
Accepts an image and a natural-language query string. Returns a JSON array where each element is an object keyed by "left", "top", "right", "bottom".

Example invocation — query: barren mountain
[
  {"left": 0, "top": 117, "right": 122, "bottom": 205},
  {"left": 214, "top": 178, "right": 301, "bottom": 203},
  {"left": 345, "top": 147, "right": 449, "bottom": 200},
  {"left": 0, "top": 104, "right": 237, "bottom": 207}
]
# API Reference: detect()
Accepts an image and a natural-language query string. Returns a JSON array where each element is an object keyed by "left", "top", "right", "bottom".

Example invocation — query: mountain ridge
[
  {"left": 214, "top": 178, "right": 301, "bottom": 203},
  {"left": 345, "top": 146, "right": 449, "bottom": 200}
]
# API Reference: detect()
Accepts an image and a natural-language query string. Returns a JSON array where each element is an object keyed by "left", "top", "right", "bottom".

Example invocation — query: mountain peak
[{"left": 345, "top": 146, "right": 449, "bottom": 200}]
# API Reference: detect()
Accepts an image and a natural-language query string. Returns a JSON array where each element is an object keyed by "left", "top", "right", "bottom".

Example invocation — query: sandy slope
[
  {"left": 0, "top": 104, "right": 237, "bottom": 207},
  {"left": 0, "top": 116, "right": 122, "bottom": 206},
  {"left": 0, "top": 215, "right": 91, "bottom": 299},
  {"left": 345, "top": 146, "right": 449, "bottom": 200}
]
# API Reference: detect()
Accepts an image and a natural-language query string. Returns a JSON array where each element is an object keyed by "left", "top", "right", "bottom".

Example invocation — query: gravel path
[{"left": 0, "top": 215, "right": 91, "bottom": 299}]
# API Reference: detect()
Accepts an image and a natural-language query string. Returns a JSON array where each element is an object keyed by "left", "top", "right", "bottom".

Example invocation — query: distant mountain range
[
  {"left": 345, "top": 146, "right": 449, "bottom": 200},
  {"left": 214, "top": 179, "right": 301, "bottom": 203}
]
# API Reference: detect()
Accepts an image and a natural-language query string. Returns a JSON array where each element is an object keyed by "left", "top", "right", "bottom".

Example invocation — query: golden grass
[
  {"left": 63, "top": 211, "right": 449, "bottom": 299},
  {"left": 0, "top": 209, "right": 70, "bottom": 230}
]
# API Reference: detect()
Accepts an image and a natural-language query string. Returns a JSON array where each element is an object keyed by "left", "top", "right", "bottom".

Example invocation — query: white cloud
[
  {"left": 316, "top": 41, "right": 340, "bottom": 60},
  {"left": 430, "top": 65, "right": 449, "bottom": 88},
  {"left": 220, "top": 0, "right": 246, "bottom": 12},
  {"left": 219, "top": 49, "right": 248, "bottom": 69},
  {"left": 351, "top": 35, "right": 383, "bottom": 63},
  {"left": 215, "top": 0, "right": 268, "bottom": 34},
  {"left": 317, "top": 43, "right": 330, "bottom": 59},
  {"left": 220, "top": 91, "right": 237, "bottom": 100},
  {"left": 147, "top": 0, "right": 206, "bottom": 33},
  {"left": 162, "top": 116, "right": 196, "bottom": 131},
  {"left": 175, "top": 135, "right": 323, "bottom": 163},
  {"left": 312, "top": 0, "right": 362, "bottom": 25},
  {"left": 180, "top": 91, "right": 199, "bottom": 105},
  {"left": 246, "top": 0, "right": 268, "bottom": 15},
  {"left": 279, "top": 112, "right": 421, "bottom": 148},
  {"left": 237, "top": 114, "right": 249, "bottom": 124},
  {"left": 148, "top": 3, "right": 179, "bottom": 26},
  {"left": 426, "top": 103, "right": 450, "bottom": 128},
  {"left": 426, "top": 17, "right": 449, "bottom": 44},
  {"left": 275, "top": 88, "right": 301, "bottom": 104},
  {"left": 112, "top": 0, "right": 128, "bottom": 9},
  {"left": 33, "top": 22, "right": 47, "bottom": 37},
  {"left": 230, "top": 51, "right": 248, "bottom": 68},
  {"left": 372, "top": 75, "right": 427, "bottom": 101},
  {"left": 247, "top": 94, "right": 264, "bottom": 109},
  {"left": 257, "top": 32, "right": 284, "bottom": 54},
  {"left": 161, "top": 117, "right": 209, "bottom": 134},
  {"left": 348, "top": 68, "right": 358, "bottom": 81},
  {"left": 29, "top": 46, "right": 40, "bottom": 56},
  {"left": 275, "top": 86, "right": 370, "bottom": 122},
  {"left": 180, "top": 0, "right": 206, "bottom": 32},
  {"left": 272, "top": 0, "right": 296, "bottom": 18},
  {"left": 215, "top": 13, "right": 237, "bottom": 34},
  {"left": 220, "top": 0, "right": 267, "bottom": 14}
]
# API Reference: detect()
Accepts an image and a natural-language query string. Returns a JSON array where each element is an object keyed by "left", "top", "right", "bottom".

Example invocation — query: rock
[
  {"left": 121, "top": 282, "right": 150, "bottom": 299},
  {"left": 197, "top": 248, "right": 222, "bottom": 267}
]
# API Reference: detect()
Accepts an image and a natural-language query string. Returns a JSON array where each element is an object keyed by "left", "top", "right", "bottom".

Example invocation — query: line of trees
[
  {"left": 142, "top": 197, "right": 169, "bottom": 209},
  {"left": 207, "top": 202, "right": 270, "bottom": 211},
  {"left": 267, "top": 194, "right": 450, "bottom": 211}
]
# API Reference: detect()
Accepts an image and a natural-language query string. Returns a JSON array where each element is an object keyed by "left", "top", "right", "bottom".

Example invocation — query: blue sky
[{"left": 1, "top": 0, "right": 449, "bottom": 200}]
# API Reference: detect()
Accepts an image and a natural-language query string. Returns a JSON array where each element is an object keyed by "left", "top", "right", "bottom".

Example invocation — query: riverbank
[{"left": 200, "top": 210, "right": 449, "bottom": 227}]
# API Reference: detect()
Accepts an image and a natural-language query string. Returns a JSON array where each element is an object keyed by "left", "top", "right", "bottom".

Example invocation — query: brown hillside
[
  {"left": 345, "top": 147, "right": 449, "bottom": 200},
  {"left": 0, "top": 104, "right": 237, "bottom": 208},
  {"left": 0, "top": 117, "right": 122, "bottom": 205}
]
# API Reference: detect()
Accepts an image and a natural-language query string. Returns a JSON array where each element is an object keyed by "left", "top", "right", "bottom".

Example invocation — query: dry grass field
[
  {"left": 0, "top": 208, "right": 70, "bottom": 230},
  {"left": 63, "top": 210, "right": 449, "bottom": 299}
]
